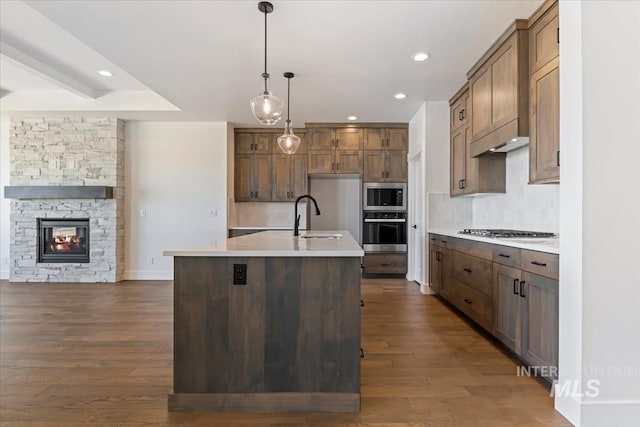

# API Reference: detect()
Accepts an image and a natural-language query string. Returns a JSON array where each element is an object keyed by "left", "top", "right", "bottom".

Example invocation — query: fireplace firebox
[{"left": 38, "top": 219, "right": 90, "bottom": 263}]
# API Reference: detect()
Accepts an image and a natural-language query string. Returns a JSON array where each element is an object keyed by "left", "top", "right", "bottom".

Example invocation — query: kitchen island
[{"left": 163, "top": 230, "right": 364, "bottom": 413}]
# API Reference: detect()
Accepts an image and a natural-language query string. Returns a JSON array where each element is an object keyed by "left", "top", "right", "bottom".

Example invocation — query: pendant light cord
[
  {"left": 287, "top": 77, "right": 291, "bottom": 121},
  {"left": 263, "top": 9, "right": 268, "bottom": 92}
]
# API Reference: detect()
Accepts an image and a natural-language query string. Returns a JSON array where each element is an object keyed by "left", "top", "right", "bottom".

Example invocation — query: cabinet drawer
[
  {"left": 429, "top": 234, "right": 451, "bottom": 248},
  {"left": 451, "top": 251, "right": 493, "bottom": 296},
  {"left": 449, "top": 278, "right": 493, "bottom": 332},
  {"left": 364, "top": 253, "right": 407, "bottom": 274},
  {"left": 451, "top": 238, "right": 493, "bottom": 261},
  {"left": 492, "top": 245, "right": 521, "bottom": 268},
  {"left": 520, "top": 250, "right": 559, "bottom": 280}
]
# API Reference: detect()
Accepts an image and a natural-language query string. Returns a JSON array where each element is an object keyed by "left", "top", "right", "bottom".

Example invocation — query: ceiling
[{"left": 1, "top": 0, "right": 543, "bottom": 125}]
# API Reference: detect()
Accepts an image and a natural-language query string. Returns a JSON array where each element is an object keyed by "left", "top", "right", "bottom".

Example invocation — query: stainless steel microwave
[{"left": 363, "top": 183, "right": 407, "bottom": 211}]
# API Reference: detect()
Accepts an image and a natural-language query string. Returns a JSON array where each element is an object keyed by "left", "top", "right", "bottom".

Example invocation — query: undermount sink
[{"left": 299, "top": 233, "right": 343, "bottom": 239}]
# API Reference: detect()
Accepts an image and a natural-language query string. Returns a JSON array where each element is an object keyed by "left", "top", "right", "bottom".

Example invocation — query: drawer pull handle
[
  {"left": 531, "top": 261, "right": 547, "bottom": 267},
  {"left": 463, "top": 267, "right": 472, "bottom": 273},
  {"left": 380, "top": 263, "right": 390, "bottom": 267},
  {"left": 513, "top": 278, "right": 519, "bottom": 295},
  {"left": 498, "top": 253, "right": 511, "bottom": 258},
  {"left": 360, "top": 347, "right": 365, "bottom": 358},
  {"left": 431, "top": 238, "right": 436, "bottom": 241},
  {"left": 441, "top": 240, "right": 447, "bottom": 244},
  {"left": 361, "top": 299, "right": 365, "bottom": 307},
  {"left": 464, "top": 298, "right": 473, "bottom": 304},
  {"left": 520, "top": 280, "right": 526, "bottom": 298}
]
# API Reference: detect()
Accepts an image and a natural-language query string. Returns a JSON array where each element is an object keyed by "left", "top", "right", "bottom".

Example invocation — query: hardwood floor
[{"left": 0, "top": 279, "right": 571, "bottom": 426}]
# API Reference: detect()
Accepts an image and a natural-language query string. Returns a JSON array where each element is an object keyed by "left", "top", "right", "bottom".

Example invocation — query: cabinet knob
[{"left": 463, "top": 267, "right": 472, "bottom": 273}]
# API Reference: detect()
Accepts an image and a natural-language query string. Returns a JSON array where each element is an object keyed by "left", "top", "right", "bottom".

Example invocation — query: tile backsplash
[
  {"left": 472, "top": 147, "right": 559, "bottom": 232},
  {"left": 428, "top": 147, "right": 559, "bottom": 233},
  {"left": 229, "top": 201, "right": 307, "bottom": 228}
]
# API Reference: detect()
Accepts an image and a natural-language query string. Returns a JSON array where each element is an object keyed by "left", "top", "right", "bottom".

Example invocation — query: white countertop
[
  {"left": 164, "top": 230, "right": 364, "bottom": 257},
  {"left": 229, "top": 226, "right": 303, "bottom": 230},
  {"left": 429, "top": 228, "right": 559, "bottom": 255}
]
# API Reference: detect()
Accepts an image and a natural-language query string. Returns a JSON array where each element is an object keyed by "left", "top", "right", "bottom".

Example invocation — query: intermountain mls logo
[{"left": 551, "top": 379, "right": 601, "bottom": 398}]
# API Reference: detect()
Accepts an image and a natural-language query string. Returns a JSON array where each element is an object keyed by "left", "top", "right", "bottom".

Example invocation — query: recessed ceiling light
[
  {"left": 394, "top": 93, "right": 407, "bottom": 99},
  {"left": 347, "top": 115, "right": 358, "bottom": 121},
  {"left": 413, "top": 52, "right": 429, "bottom": 62},
  {"left": 98, "top": 70, "right": 113, "bottom": 77}
]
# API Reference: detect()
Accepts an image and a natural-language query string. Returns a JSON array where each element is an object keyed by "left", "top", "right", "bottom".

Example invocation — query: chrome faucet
[{"left": 294, "top": 194, "right": 321, "bottom": 236}]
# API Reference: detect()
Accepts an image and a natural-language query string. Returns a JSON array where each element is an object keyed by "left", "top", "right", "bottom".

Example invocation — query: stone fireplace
[{"left": 8, "top": 117, "right": 124, "bottom": 282}]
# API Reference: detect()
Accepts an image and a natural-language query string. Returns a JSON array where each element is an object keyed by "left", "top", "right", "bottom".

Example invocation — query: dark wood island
[{"left": 163, "top": 230, "right": 364, "bottom": 413}]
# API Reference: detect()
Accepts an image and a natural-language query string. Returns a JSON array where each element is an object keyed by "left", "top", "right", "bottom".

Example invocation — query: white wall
[
  {"left": 0, "top": 119, "right": 10, "bottom": 279},
  {"left": 558, "top": 1, "right": 640, "bottom": 425},
  {"left": 473, "top": 147, "right": 559, "bottom": 232},
  {"left": 124, "top": 122, "right": 228, "bottom": 280}
]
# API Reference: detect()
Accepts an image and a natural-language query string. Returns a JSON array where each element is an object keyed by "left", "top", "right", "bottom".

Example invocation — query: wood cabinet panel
[
  {"left": 451, "top": 97, "right": 466, "bottom": 131},
  {"left": 530, "top": 59, "right": 559, "bottom": 183},
  {"left": 450, "top": 128, "right": 466, "bottom": 196},
  {"left": 385, "top": 151, "right": 407, "bottom": 182},
  {"left": 235, "top": 133, "right": 255, "bottom": 154},
  {"left": 364, "top": 253, "right": 407, "bottom": 275},
  {"left": 336, "top": 150, "right": 362, "bottom": 174},
  {"left": 335, "top": 128, "right": 363, "bottom": 150},
  {"left": 449, "top": 278, "right": 493, "bottom": 332},
  {"left": 234, "top": 154, "right": 254, "bottom": 201},
  {"left": 272, "top": 155, "right": 291, "bottom": 201},
  {"left": 254, "top": 154, "right": 272, "bottom": 201},
  {"left": 451, "top": 251, "right": 493, "bottom": 296},
  {"left": 363, "top": 151, "right": 385, "bottom": 182},
  {"left": 492, "top": 245, "right": 521, "bottom": 268},
  {"left": 471, "top": 68, "right": 492, "bottom": 139},
  {"left": 530, "top": 3, "right": 559, "bottom": 74},
  {"left": 307, "top": 151, "right": 334, "bottom": 174},
  {"left": 254, "top": 134, "right": 273, "bottom": 153},
  {"left": 429, "top": 246, "right": 441, "bottom": 294},
  {"left": 491, "top": 42, "right": 517, "bottom": 126},
  {"left": 386, "top": 128, "right": 408, "bottom": 150},
  {"left": 520, "top": 249, "right": 559, "bottom": 280},
  {"left": 429, "top": 234, "right": 451, "bottom": 249},
  {"left": 451, "top": 238, "right": 493, "bottom": 261},
  {"left": 290, "top": 155, "right": 307, "bottom": 199},
  {"left": 364, "top": 128, "right": 385, "bottom": 150},
  {"left": 492, "top": 264, "right": 522, "bottom": 353},
  {"left": 308, "top": 128, "right": 334, "bottom": 151},
  {"left": 521, "top": 272, "right": 558, "bottom": 378}
]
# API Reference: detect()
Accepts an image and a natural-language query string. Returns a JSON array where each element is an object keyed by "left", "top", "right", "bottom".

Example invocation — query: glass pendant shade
[
  {"left": 250, "top": 76, "right": 283, "bottom": 125},
  {"left": 277, "top": 120, "right": 301, "bottom": 154}
]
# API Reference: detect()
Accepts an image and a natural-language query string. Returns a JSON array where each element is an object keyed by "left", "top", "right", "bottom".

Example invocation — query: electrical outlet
[
  {"left": 209, "top": 209, "right": 217, "bottom": 217},
  {"left": 148, "top": 257, "right": 154, "bottom": 265},
  {"left": 140, "top": 209, "right": 146, "bottom": 217},
  {"left": 233, "top": 264, "right": 247, "bottom": 285}
]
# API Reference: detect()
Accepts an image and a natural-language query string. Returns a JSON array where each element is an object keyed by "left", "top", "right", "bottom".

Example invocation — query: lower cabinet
[
  {"left": 429, "top": 233, "right": 559, "bottom": 379},
  {"left": 363, "top": 253, "right": 407, "bottom": 275}
]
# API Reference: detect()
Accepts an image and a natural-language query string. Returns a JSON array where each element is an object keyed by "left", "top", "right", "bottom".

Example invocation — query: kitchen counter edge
[{"left": 428, "top": 229, "right": 559, "bottom": 255}]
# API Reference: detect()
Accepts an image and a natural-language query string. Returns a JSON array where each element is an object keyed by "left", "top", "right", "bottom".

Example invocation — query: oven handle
[{"left": 364, "top": 219, "right": 406, "bottom": 223}]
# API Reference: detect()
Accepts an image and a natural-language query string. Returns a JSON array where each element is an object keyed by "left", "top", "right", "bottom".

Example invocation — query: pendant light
[
  {"left": 249, "top": 1, "right": 283, "bottom": 126},
  {"left": 277, "top": 72, "right": 302, "bottom": 154}
]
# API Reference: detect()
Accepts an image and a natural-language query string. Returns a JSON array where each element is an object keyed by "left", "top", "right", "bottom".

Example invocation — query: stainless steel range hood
[{"left": 469, "top": 119, "right": 529, "bottom": 157}]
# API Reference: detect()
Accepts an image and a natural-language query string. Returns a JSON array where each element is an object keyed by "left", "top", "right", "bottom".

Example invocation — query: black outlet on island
[{"left": 233, "top": 264, "right": 247, "bottom": 285}]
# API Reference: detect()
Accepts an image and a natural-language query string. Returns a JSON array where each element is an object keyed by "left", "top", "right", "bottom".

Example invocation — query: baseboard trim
[
  {"left": 580, "top": 399, "right": 640, "bottom": 427},
  {"left": 123, "top": 270, "right": 172, "bottom": 281}
]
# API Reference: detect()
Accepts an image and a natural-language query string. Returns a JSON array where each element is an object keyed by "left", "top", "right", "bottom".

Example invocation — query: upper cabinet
[
  {"left": 363, "top": 127, "right": 408, "bottom": 182},
  {"left": 307, "top": 126, "right": 363, "bottom": 174},
  {"left": 529, "top": 1, "right": 559, "bottom": 183},
  {"left": 450, "top": 85, "right": 505, "bottom": 197},
  {"left": 467, "top": 20, "right": 530, "bottom": 157}
]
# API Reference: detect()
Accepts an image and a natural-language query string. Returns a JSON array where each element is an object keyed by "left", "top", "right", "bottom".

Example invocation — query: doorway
[{"left": 408, "top": 152, "right": 424, "bottom": 286}]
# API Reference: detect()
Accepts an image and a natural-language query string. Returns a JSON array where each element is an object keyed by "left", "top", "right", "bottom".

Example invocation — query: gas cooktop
[{"left": 459, "top": 229, "right": 556, "bottom": 238}]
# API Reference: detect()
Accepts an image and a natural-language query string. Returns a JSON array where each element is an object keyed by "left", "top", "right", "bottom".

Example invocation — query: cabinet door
[
  {"left": 385, "top": 151, "right": 407, "bottom": 182},
  {"left": 493, "top": 264, "right": 522, "bottom": 353},
  {"left": 290, "top": 154, "right": 307, "bottom": 199},
  {"left": 364, "top": 128, "right": 385, "bottom": 150},
  {"left": 521, "top": 272, "right": 558, "bottom": 377},
  {"left": 451, "top": 97, "right": 466, "bottom": 131},
  {"left": 450, "top": 128, "right": 466, "bottom": 196},
  {"left": 363, "top": 151, "right": 385, "bottom": 182},
  {"left": 235, "top": 133, "right": 255, "bottom": 154},
  {"left": 386, "top": 128, "right": 408, "bottom": 150},
  {"left": 254, "top": 154, "right": 272, "bottom": 201},
  {"left": 471, "top": 67, "right": 492, "bottom": 139},
  {"left": 336, "top": 150, "right": 362, "bottom": 174},
  {"left": 530, "top": 59, "right": 560, "bottom": 183},
  {"left": 272, "top": 155, "right": 291, "bottom": 201},
  {"left": 307, "top": 151, "right": 334, "bottom": 174},
  {"left": 530, "top": 3, "right": 559, "bottom": 74},
  {"left": 491, "top": 36, "right": 517, "bottom": 128},
  {"left": 429, "top": 247, "right": 441, "bottom": 294},
  {"left": 461, "top": 91, "right": 470, "bottom": 124},
  {"left": 334, "top": 128, "right": 363, "bottom": 150},
  {"left": 254, "top": 133, "right": 273, "bottom": 153},
  {"left": 235, "top": 154, "right": 254, "bottom": 201},
  {"left": 307, "top": 128, "right": 334, "bottom": 151},
  {"left": 462, "top": 125, "right": 478, "bottom": 194},
  {"left": 439, "top": 249, "right": 451, "bottom": 299}
]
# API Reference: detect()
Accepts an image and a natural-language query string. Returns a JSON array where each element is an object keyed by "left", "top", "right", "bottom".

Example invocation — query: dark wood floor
[{"left": 0, "top": 279, "right": 571, "bottom": 426}]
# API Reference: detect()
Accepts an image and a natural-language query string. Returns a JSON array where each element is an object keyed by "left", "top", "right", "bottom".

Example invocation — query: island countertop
[{"left": 163, "top": 230, "right": 364, "bottom": 257}]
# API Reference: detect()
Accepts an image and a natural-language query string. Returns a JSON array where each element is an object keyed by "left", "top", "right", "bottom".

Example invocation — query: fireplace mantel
[{"left": 4, "top": 186, "right": 114, "bottom": 200}]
